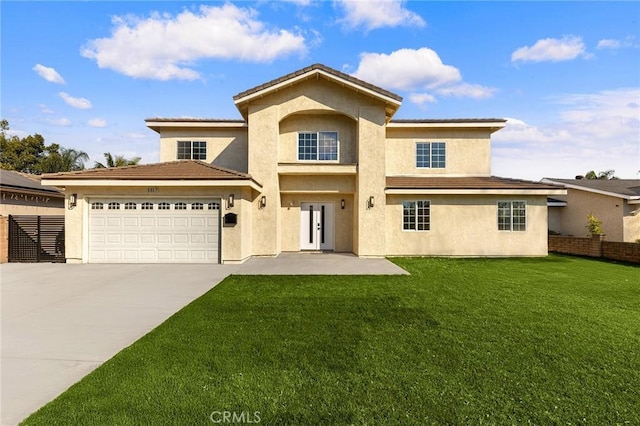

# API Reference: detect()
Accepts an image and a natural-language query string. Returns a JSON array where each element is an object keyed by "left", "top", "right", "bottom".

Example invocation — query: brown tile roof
[
  {"left": 233, "top": 63, "right": 403, "bottom": 102},
  {"left": 145, "top": 118, "right": 246, "bottom": 124},
  {"left": 390, "top": 118, "right": 507, "bottom": 124},
  {"left": 42, "top": 160, "right": 258, "bottom": 183},
  {"left": 386, "top": 176, "right": 563, "bottom": 190},
  {"left": 543, "top": 178, "right": 640, "bottom": 198}
]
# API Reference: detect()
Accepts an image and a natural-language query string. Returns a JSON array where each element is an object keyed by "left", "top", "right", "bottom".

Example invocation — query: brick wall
[
  {"left": 602, "top": 241, "right": 640, "bottom": 264},
  {"left": 0, "top": 216, "right": 7, "bottom": 263},
  {"left": 549, "top": 235, "right": 639, "bottom": 264}
]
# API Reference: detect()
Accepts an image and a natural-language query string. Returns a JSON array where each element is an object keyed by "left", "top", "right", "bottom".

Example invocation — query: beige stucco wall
[
  {"left": 548, "top": 206, "right": 563, "bottom": 234},
  {"left": 280, "top": 194, "right": 353, "bottom": 252},
  {"left": 385, "top": 195, "right": 549, "bottom": 256},
  {"left": 622, "top": 207, "right": 640, "bottom": 242},
  {"left": 279, "top": 113, "right": 357, "bottom": 164},
  {"left": 385, "top": 128, "right": 492, "bottom": 176},
  {"left": 159, "top": 128, "right": 248, "bottom": 173},
  {"left": 60, "top": 185, "right": 253, "bottom": 264},
  {"left": 554, "top": 190, "right": 626, "bottom": 241}
]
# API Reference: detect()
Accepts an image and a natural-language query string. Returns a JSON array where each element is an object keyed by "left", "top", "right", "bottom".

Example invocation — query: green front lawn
[{"left": 24, "top": 255, "right": 639, "bottom": 425}]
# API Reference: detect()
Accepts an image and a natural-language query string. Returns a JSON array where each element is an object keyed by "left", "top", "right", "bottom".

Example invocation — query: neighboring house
[
  {"left": 1, "top": 169, "right": 65, "bottom": 263},
  {"left": 42, "top": 64, "right": 564, "bottom": 264},
  {"left": 542, "top": 178, "right": 640, "bottom": 242},
  {"left": 0, "top": 169, "right": 64, "bottom": 216}
]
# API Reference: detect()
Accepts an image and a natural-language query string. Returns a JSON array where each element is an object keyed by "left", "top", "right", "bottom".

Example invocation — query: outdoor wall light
[
  {"left": 228, "top": 193, "right": 235, "bottom": 209},
  {"left": 260, "top": 195, "right": 267, "bottom": 209},
  {"left": 341, "top": 199, "right": 345, "bottom": 209},
  {"left": 69, "top": 193, "right": 77, "bottom": 209},
  {"left": 368, "top": 196, "right": 375, "bottom": 209}
]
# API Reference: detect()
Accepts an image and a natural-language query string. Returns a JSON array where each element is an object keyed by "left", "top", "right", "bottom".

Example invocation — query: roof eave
[
  {"left": 541, "top": 179, "right": 637, "bottom": 200},
  {"left": 385, "top": 188, "right": 566, "bottom": 195},
  {"left": 41, "top": 178, "right": 263, "bottom": 191}
]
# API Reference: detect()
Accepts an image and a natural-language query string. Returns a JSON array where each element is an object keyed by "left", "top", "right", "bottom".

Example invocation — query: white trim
[
  {"left": 234, "top": 69, "right": 403, "bottom": 107},
  {"left": 146, "top": 121, "right": 247, "bottom": 130},
  {"left": 296, "top": 131, "right": 340, "bottom": 163},
  {"left": 385, "top": 188, "right": 566, "bottom": 196},
  {"left": 541, "top": 179, "right": 639, "bottom": 200},
  {"left": 401, "top": 199, "right": 431, "bottom": 232}
]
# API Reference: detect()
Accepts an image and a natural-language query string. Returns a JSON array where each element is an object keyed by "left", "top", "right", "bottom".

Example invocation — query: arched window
[
  {"left": 191, "top": 202, "right": 204, "bottom": 210},
  {"left": 124, "top": 202, "right": 137, "bottom": 210},
  {"left": 91, "top": 202, "right": 103, "bottom": 210}
]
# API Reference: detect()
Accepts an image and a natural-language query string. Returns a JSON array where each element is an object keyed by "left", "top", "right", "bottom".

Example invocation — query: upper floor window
[
  {"left": 416, "top": 142, "right": 446, "bottom": 168},
  {"left": 298, "top": 132, "right": 338, "bottom": 161},
  {"left": 177, "top": 141, "right": 207, "bottom": 160},
  {"left": 498, "top": 201, "right": 526, "bottom": 231},
  {"left": 403, "top": 200, "right": 430, "bottom": 231}
]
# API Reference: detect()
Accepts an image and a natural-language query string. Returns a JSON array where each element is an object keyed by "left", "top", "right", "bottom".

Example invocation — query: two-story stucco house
[{"left": 42, "top": 64, "right": 564, "bottom": 264}]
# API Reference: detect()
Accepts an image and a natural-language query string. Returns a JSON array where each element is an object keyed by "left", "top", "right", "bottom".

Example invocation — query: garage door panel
[{"left": 89, "top": 199, "right": 220, "bottom": 264}]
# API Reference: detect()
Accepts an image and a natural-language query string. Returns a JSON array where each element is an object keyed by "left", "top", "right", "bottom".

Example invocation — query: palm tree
[
  {"left": 94, "top": 152, "right": 141, "bottom": 168},
  {"left": 584, "top": 170, "right": 617, "bottom": 180},
  {"left": 39, "top": 146, "right": 89, "bottom": 173}
]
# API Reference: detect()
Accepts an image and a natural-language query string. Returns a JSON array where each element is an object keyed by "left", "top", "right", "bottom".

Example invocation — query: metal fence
[{"left": 8, "top": 215, "right": 65, "bottom": 263}]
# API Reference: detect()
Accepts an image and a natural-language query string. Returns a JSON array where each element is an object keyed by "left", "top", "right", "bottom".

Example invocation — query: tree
[
  {"left": 94, "top": 152, "right": 141, "bottom": 168},
  {"left": 39, "top": 145, "right": 89, "bottom": 173},
  {"left": 0, "top": 119, "right": 89, "bottom": 173},
  {"left": 584, "top": 170, "right": 618, "bottom": 180}
]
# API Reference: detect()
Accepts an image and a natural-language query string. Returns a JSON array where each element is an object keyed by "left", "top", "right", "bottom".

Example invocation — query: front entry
[{"left": 300, "top": 202, "right": 334, "bottom": 250}]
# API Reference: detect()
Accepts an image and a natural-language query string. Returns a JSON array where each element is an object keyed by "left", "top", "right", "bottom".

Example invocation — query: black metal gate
[{"left": 8, "top": 215, "right": 65, "bottom": 263}]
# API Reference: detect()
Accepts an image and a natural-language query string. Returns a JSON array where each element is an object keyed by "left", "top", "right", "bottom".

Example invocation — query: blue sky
[{"left": 2, "top": 1, "right": 639, "bottom": 180}]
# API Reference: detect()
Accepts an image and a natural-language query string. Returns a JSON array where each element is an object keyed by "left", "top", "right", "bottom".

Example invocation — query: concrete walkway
[
  {"left": 237, "top": 252, "right": 408, "bottom": 275},
  {"left": 0, "top": 255, "right": 406, "bottom": 425}
]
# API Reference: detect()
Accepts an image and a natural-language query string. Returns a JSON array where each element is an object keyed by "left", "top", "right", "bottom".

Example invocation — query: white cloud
[
  {"left": 336, "top": 0, "right": 425, "bottom": 31},
  {"left": 88, "top": 118, "right": 107, "bottom": 128},
  {"left": 38, "top": 104, "right": 54, "bottom": 114},
  {"left": 58, "top": 92, "right": 92, "bottom": 109},
  {"left": 81, "top": 4, "right": 307, "bottom": 81},
  {"left": 408, "top": 92, "right": 437, "bottom": 105},
  {"left": 511, "top": 35, "right": 586, "bottom": 63},
  {"left": 45, "top": 117, "right": 72, "bottom": 127},
  {"left": 33, "top": 64, "right": 66, "bottom": 84},
  {"left": 352, "top": 48, "right": 461, "bottom": 91},
  {"left": 492, "top": 88, "right": 640, "bottom": 180},
  {"left": 436, "top": 83, "right": 496, "bottom": 99},
  {"left": 597, "top": 35, "right": 638, "bottom": 50}
]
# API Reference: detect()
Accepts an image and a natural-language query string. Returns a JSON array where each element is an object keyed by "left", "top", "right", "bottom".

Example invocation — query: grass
[{"left": 23, "top": 255, "right": 639, "bottom": 425}]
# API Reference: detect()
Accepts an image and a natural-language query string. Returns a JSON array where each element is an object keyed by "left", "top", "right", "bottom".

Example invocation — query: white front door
[{"left": 300, "top": 202, "right": 334, "bottom": 251}]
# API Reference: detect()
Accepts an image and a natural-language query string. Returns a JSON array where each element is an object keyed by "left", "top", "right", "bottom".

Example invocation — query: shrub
[{"left": 586, "top": 213, "right": 603, "bottom": 235}]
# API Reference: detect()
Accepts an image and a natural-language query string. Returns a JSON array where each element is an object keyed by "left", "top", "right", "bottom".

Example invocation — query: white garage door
[{"left": 88, "top": 199, "right": 220, "bottom": 263}]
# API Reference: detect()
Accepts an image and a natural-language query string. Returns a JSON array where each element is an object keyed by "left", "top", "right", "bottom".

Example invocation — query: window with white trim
[
  {"left": 297, "top": 132, "right": 338, "bottom": 161},
  {"left": 175, "top": 202, "right": 187, "bottom": 210},
  {"left": 158, "top": 202, "right": 170, "bottom": 210},
  {"left": 191, "top": 202, "right": 204, "bottom": 210},
  {"left": 108, "top": 202, "right": 120, "bottom": 210},
  {"left": 91, "top": 202, "right": 103, "bottom": 210},
  {"left": 177, "top": 141, "right": 207, "bottom": 160},
  {"left": 141, "top": 202, "right": 154, "bottom": 210},
  {"left": 498, "top": 201, "right": 526, "bottom": 231},
  {"left": 416, "top": 142, "right": 446, "bottom": 168},
  {"left": 403, "top": 200, "right": 430, "bottom": 231},
  {"left": 124, "top": 202, "right": 137, "bottom": 210},
  {"left": 208, "top": 202, "right": 220, "bottom": 210}
]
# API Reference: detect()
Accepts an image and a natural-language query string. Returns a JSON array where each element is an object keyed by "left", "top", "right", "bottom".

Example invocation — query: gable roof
[
  {"left": 233, "top": 63, "right": 403, "bottom": 122},
  {"left": 42, "top": 160, "right": 260, "bottom": 185},
  {"left": 386, "top": 176, "right": 565, "bottom": 194},
  {"left": 0, "top": 169, "right": 63, "bottom": 196},
  {"left": 542, "top": 178, "right": 640, "bottom": 200}
]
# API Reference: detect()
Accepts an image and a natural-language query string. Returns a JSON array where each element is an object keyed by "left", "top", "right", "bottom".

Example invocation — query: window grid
[
  {"left": 108, "top": 202, "right": 120, "bottom": 210},
  {"left": 498, "top": 201, "right": 526, "bottom": 231},
  {"left": 141, "top": 202, "right": 154, "bottom": 210},
  {"left": 318, "top": 132, "right": 338, "bottom": 161},
  {"left": 416, "top": 142, "right": 446, "bottom": 169},
  {"left": 298, "top": 132, "right": 338, "bottom": 161},
  {"left": 191, "top": 202, "right": 204, "bottom": 210},
  {"left": 175, "top": 202, "right": 187, "bottom": 210},
  {"left": 177, "top": 141, "right": 206, "bottom": 160},
  {"left": 158, "top": 202, "right": 171, "bottom": 210},
  {"left": 91, "top": 202, "right": 104, "bottom": 210},
  {"left": 124, "top": 202, "right": 137, "bottom": 210},
  {"left": 208, "top": 202, "right": 220, "bottom": 210},
  {"left": 297, "top": 133, "right": 318, "bottom": 161},
  {"left": 403, "top": 200, "right": 430, "bottom": 231}
]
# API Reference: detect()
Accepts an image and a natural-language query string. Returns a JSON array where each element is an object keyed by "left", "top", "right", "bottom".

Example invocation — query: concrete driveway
[{"left": 0, "top": 263, "right": 240, "bottom": 426}]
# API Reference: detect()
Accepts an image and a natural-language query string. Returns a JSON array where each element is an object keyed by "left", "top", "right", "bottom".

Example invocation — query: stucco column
[
  {"left": 355, "top": 106, "right": 387, "bottom": 257},
  {"left": 247, "top": 105, "right": 280, "bottom": 256}
]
